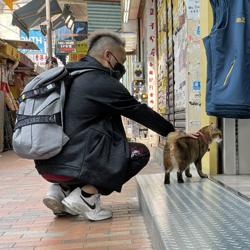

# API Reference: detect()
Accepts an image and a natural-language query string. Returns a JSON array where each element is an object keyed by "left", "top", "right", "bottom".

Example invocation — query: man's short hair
[{"left": 88, "top": 30, "right": 125, "bottom": 54}]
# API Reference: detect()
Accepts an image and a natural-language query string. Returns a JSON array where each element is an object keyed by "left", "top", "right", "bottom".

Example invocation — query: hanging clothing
[{"left": 204, "top": 0, "right": 250, "bottom": 118}]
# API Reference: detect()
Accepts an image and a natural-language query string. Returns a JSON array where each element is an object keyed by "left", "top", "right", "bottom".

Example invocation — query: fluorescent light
[
  {"left": 123, "top": 11, "right": 129, "bottom": 23},
  {"left": 123, "top": 0, "right": 130, "bottom": 23},
  {"left": 124, "top": 0, "right": 130, "bottom": 12}
]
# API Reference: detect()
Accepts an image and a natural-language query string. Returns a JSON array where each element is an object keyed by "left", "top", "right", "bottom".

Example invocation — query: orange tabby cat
[{"left": 163, "top": 124, "right": 222, "bottom": 184}]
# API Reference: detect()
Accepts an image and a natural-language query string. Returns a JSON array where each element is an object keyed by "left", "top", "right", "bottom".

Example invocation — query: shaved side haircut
[{"left": 88, "top": 30, "right": 125, "bottom": 57}]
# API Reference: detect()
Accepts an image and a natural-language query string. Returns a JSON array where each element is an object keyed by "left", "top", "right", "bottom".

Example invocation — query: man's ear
[{"left": 103, "top": 49, "right": 111, "bottom": 61}]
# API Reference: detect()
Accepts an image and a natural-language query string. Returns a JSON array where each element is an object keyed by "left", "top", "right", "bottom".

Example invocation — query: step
[{"left": 136, "top": 173, "right": 250, "bottom": 250}]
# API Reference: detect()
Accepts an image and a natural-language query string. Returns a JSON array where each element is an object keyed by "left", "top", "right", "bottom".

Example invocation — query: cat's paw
[
  {"left": 177, "top": 172, "right": 184, "bottom": 183},
  {"left": 185, "top": 173, "right": 192, "bottom": 178},
  {"left": 164, "top": 173, "right": 170, "bottom": 184},
  {"left": 200, "top": 174, "right": 208, "bottom": 178},
  {"left": 164, "top": 178, "right": 170, "bottom": 184},
  {"left": 177, "top": 179, "right": 184, "bottom": 183}
]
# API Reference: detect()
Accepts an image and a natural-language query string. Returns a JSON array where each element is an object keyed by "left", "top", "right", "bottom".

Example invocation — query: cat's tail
[{"left": 174, "top": 138, "right": 189, "bottom": 153}]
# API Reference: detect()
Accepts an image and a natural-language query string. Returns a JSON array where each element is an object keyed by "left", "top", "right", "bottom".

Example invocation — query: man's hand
[
  {"left": 175, "top": 129, "right": 203, "bottom": 139},
  {"left": 186, "top": 131, "right": 203, "bottom": 139}
]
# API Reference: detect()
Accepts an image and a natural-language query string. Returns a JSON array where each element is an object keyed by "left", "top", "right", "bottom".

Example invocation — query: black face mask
[{"left": 109, "top": 53, "right": 126, "bottom": 80}]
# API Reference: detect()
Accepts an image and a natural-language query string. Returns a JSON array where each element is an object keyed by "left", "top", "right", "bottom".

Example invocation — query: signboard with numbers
[{"left": 56, "top": 40, "right": 76, "bottom": 54}]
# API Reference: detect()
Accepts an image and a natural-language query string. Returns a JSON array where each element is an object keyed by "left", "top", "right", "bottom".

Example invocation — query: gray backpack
[{"left": 12, "top": 66, "right": 93, "bottom": 160}]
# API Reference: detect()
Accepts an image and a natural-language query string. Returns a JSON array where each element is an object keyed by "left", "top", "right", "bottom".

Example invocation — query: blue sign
[
  {"left": 192, "top": 81, "right": 201, "bottom": 91},
  {"left": 20, "top": 30, "right": 46, "bottom": 54},
  {"left": 73, "top": 22, "right": 88, "bottom": 41}
]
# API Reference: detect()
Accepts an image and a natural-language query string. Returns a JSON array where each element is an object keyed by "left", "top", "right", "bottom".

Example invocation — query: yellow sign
[
  {"left": 0, "top": 43, "right": 18, "bottom": 61},
  {"left": 3, "top": 0, "right": 15, "bottom": 10},
  {"left": 76, "top": 41, "right": 88, "bottom": 54}
]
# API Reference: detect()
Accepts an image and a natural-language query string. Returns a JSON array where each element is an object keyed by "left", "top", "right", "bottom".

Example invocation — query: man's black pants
[{"left": 44, "top": 142, "right": 150, "bottom": 195}]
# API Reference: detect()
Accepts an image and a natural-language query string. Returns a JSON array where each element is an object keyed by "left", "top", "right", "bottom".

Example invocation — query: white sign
[
  {"left": 186, "top": 0, "right": 200, "bottom": 20},
  {"left": 25, "top": 54, "right": 47, "bottom": 68}
]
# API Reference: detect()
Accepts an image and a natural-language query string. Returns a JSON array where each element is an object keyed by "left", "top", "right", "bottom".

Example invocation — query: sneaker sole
[
  {"left": 85, "top": 212, "right": 113, "bottom": 221},
  {"left": 43, "top": 196, "right": 64, "bottom": 215},
  {"left": 43, "top": 196, "right": 78, "bottom": 216}
]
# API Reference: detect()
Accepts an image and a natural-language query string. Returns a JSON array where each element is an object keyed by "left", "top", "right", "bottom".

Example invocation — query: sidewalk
[{"left": 0, "top": 149, "right": 163, "bottom": 250}]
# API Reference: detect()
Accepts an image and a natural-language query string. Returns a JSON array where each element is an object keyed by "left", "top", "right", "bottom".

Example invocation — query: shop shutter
[{"left": 87, "top": 1, "right": 121, "bottom": 32}]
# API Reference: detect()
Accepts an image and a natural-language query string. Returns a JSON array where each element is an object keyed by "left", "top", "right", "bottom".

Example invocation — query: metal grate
[{"left": 137, "top": 173, "right": 250, "bottom": 250}]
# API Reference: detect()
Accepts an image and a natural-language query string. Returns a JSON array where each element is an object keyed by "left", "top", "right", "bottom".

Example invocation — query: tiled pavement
[{"left": 0, "top": 149, "right": 163, "bottom": 250}]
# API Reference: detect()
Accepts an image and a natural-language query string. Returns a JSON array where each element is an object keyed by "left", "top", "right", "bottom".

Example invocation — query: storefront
[
  {"left": 156, "top": 0, "right": 175, "bottom": 147},
  {"left": 12, "top": 52, "right": 34, "bottom": 98},
  {"left": 125, "top": 0, "right": 202, "bottom": 163},
  {"left": 0, "top": 42, "right": 19, "bottom": 152},
  {"left": 0, "top": 41, "right": 35, "bottom": 152}
]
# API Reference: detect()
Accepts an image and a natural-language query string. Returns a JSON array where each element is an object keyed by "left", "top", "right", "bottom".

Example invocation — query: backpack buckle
[
  {"left": 49, "top": 115, "right": 56, "bottom": 122},
  {"left": 47, "top": 84, "right": 54, "bottom": 90},
  {"left": 49, "top": 113, "right": 61, "bottom": 125}
]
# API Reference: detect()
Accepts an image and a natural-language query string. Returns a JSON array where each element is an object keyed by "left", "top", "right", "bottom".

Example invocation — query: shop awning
[
  {"left": 12, "top": 0, "right": 62, "bottom": 36},
  {"left": 3, "top": 39, "right": 39, "bottom": 50}
]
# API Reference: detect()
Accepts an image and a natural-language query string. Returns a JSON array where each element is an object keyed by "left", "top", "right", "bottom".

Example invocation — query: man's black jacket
[{"left": 35, "top": 56, "right": 175, "bottom": 192}]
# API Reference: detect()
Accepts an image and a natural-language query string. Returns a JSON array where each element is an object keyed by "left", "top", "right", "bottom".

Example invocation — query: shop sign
[
  {"left": 0, "top": 43, "right": 19, "bottom": 61},
  {"left": 76, "top": 41, "right": 88, "bottom": 54},
  {"left": 68, "top": 53, "right": 85, "bottom": 63},
  {"left": 20, "top": 30, "right": 46, "bottom": 54},
  {"left": 73, "top": 22, "right": 88, "bottom": 41},
  {"left": 56, "top": 40, "right": 76, "bottom": 54},
  {"left": 186, "top": 0, "right": 200, "bottom": 20},
  {"left": 3, "top": 0, "right": 14, "bottom": 9},
  {"left": 146, "top": 0, "right": 157, "bottom": 110},
  {"left": 25, "top": 54, "right": 47, "bottom": 68}
]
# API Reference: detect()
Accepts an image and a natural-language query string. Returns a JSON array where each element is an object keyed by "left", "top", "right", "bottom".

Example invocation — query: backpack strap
[
  {"left": 18, "top": 69, "right": 94, "bottom": 103},
  {"left": 70, "top": 68, "right": 95, "bottom": 77},
  {"left": 19, "top": 67, "right": 68, "bottom": 103},
  {"left": 14, "top": 113, "right": 61, "bottom": 130},
  {"left": 18, "top": 83, "right": 57, "bottom": 103}
]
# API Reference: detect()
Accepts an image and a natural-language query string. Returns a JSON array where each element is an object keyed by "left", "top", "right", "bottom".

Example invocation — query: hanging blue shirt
[{"left": 204, "top": 0, "right": 250, "bottom": 118}]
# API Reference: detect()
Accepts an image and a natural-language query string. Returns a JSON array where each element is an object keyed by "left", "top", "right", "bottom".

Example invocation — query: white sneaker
[
  {"left": 43, "top": 184, "right": 78, "bottom": 216},
  {"left": 62, "top": 187, "right": 112, "bottom": 221}
]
